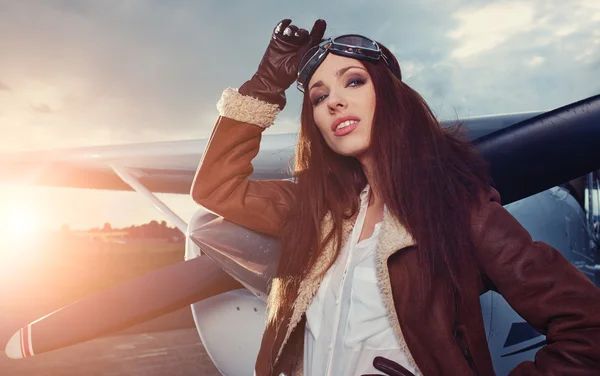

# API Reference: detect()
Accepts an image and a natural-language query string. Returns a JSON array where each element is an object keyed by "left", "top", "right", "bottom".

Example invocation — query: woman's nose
[{"left": 327, "top": 93, "right": 347, "bottom": 112}]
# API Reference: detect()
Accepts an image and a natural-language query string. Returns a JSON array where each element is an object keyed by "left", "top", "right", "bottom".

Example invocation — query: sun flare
[
  {"left": 8, "top": 208, "right": 39, "bottom": 236},
  {"left": 0, "top": 202, "right": 41, "bottom": 247}
]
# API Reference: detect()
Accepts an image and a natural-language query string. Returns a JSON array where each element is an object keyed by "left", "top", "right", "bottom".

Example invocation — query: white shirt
[{"left": 303, "top": 185, "right": 419, "bottom": 376}]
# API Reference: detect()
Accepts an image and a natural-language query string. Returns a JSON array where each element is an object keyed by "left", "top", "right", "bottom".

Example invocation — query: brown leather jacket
[{"left": 192, "top": 88, "right": 600, "bottom": 375}]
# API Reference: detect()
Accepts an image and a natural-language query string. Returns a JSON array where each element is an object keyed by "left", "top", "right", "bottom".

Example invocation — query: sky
[{"left": 0, "top": 0, "right": 599, "bottom": 232}]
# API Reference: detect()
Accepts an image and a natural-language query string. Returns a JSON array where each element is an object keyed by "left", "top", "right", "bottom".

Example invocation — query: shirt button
[{"left": 329, "top": 344, "right": 333, "bottom": 350}]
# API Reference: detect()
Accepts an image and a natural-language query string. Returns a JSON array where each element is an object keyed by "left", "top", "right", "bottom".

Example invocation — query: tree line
[{"left": 62, "top": 220, "right": 184, "bottom": 240}]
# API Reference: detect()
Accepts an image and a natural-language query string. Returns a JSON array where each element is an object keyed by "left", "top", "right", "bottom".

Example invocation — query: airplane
[{"left": 1, "top": 92, "right": 599, "bottom": 376}]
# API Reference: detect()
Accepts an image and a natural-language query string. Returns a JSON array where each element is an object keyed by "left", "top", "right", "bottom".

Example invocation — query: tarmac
[{"left": 0, "top": 328, "right": 221, "bottom": 376}]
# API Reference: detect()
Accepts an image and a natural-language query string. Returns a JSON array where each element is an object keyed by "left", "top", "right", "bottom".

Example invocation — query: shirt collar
[
  {"left": 360, "top": 184, "right": 371, "bottom": 205},
  {"left": 360, "top": 184, "right": 389, "bottom": 214}
]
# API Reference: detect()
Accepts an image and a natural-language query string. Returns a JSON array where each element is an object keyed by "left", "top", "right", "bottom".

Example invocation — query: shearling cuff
[{"left": 216, "top": 88, "right": 281, "bottom": 128}]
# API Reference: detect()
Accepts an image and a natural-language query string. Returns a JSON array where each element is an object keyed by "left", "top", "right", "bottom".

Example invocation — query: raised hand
[{"left": 239, "top": 19, "right": 326, "bottom": 109}]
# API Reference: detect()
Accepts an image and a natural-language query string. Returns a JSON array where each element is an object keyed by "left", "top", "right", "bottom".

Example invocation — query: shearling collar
[{"left": 273, "top": 201, "right": 418, "bottom": 370}]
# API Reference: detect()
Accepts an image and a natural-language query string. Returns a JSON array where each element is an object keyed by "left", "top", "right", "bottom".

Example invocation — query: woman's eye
[
  {"left": 312, "top": 94, "right": 327, "bottom": 105},
  {"left": 347, "top": 77, "right": 366, "bottom": 87},
  {"left": 311, "top": 77, "right": 365, "bottom": 105}
]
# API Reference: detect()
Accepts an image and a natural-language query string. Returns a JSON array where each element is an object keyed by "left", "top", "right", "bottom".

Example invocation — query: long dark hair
[{"left": 268, "top": 50, "right": 491, "bottom": 323}]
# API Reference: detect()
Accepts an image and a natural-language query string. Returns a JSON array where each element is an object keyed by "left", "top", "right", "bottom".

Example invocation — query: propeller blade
[{"left": 5, "top": 255, "right": 241, "bottom": 359}]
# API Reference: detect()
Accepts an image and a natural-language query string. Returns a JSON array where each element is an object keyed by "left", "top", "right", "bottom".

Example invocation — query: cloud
[
  {"left": 0, "top": 81, "right": 10, "bottom": 91},
  {"left": 526, "top": 56, "right": 545, "bottom": 67},
  {"left": 448, "top": 2, "right": 535, "bottom": 59},
  {"left": 554, "top": 26, "right": 577, "bottom": 37},
  {"left": 31, "top": 103, "right": 53, "bottom": 113},
  {"left": 0, "top": 0, "right": 598, "bottom": 152},
  {"left": 425, "top": 0, "right": 600, "bottom": 118}
]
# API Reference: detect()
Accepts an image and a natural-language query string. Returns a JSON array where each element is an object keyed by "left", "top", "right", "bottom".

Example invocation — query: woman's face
[{"left": 308, "top": 53, "right": 376, "bottom": 160}]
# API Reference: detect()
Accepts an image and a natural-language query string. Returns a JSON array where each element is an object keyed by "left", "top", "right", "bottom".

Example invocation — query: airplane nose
[{"left": 188, "top": 210, "right": 281, "bottom": 301}]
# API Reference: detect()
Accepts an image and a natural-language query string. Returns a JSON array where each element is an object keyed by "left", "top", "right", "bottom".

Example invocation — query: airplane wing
[
  {"left": 0, "top": 112, "right": 542, "bottom": 195},
  {"left": 0, "top": 135, "right": 297, "bottom": 195}
]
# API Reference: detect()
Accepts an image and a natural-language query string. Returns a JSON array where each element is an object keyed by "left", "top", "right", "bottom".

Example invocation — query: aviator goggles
[{"left": 296, "top": 34, "right": 401, "bottom": 92}]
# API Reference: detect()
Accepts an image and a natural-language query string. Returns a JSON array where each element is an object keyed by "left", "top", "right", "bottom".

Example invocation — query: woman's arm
[
  {"left": 191, "top": 88, "right": 295, "bottom": 237},
  {"left": 471, "top": 187, "right": 600, "bottom": 375},
  {"left": 192, "top": 19, "right": 326, "bottom": 237}
]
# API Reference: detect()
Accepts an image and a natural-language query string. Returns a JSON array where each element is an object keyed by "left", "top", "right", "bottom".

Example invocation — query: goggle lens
[{"left": 333, "top": 35, "right": 378, "bottom": 50}]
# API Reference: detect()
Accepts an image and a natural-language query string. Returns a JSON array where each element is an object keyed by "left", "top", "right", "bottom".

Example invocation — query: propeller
[
  {"left": 6, "top": 94, "right": 600, "bottom": 359},
  {"left": 4, "top": 254, "right": 242, "bottom": 359}
]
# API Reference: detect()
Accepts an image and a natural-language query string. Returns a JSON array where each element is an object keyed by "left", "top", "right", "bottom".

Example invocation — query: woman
[{"left": 191, "top": 19, "right": 600, "bottom": 376}]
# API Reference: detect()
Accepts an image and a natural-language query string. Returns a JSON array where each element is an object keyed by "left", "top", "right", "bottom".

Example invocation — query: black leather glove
[
  {"left": 361, "top": 356, "right": 416, "bottom": 376},
  {"left": 239, "top": 19, "right": 326, "bottom": 110}
]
